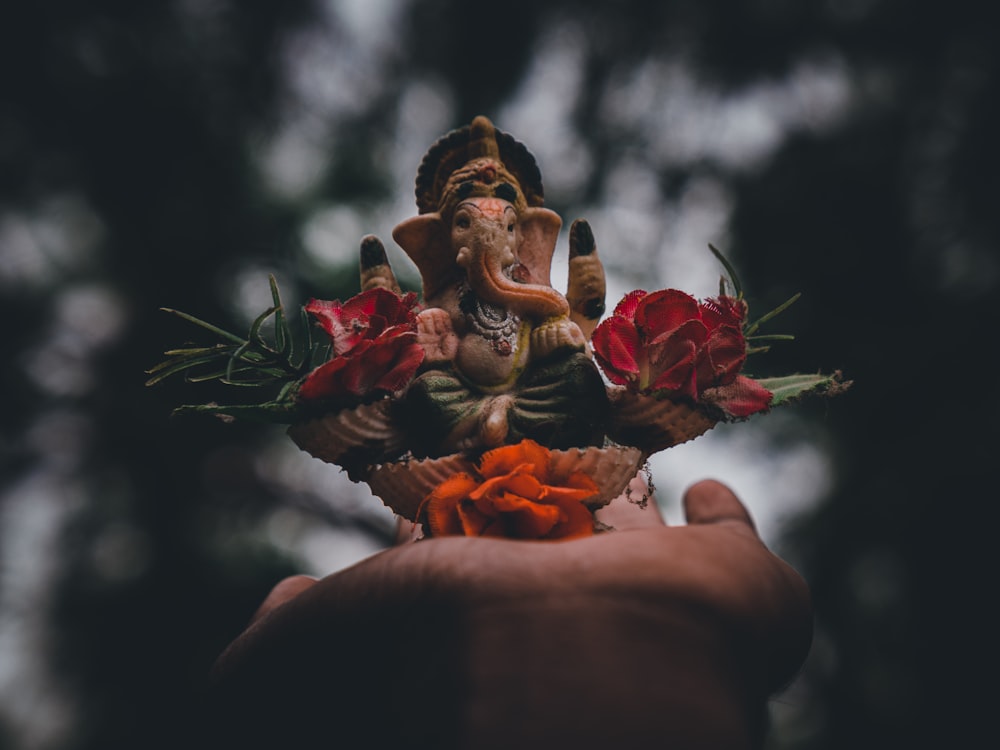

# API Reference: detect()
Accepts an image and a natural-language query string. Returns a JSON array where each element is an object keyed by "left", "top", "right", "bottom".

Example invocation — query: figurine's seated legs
[
  {"left": 395, "top": 368, "right": 483, "bottom": 458},
  {"left": 507, "top": 351, "right": 609, "bottom": 450},
  {"left": 398, "top": 352, "right": 608, "bottom": 458}
]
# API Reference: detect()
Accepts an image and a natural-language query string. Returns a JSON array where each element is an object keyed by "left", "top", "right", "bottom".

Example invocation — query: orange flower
[{"left": 422, "top": 440, "right": 598, "bottom": 540}]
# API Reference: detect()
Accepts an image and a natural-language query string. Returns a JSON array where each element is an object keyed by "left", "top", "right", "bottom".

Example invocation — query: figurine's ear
[
  {"left": 392, "top": 214, "right": 453, "bottom": 301},
  {"left": 517, "top": 207, "right": 563, "bottom": 288}
]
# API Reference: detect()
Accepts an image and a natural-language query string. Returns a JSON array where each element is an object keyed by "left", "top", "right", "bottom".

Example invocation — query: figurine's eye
[
  {"left": 507, "top": 222, "right": 515, "bottom": 233},
  {"left": 455, "top": 214, "right": 471, "bottom": 229}
]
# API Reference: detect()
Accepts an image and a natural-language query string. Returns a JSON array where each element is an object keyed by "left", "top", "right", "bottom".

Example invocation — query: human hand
[{"left": 206, "top": 479, "right": 811, "bottom": 750}]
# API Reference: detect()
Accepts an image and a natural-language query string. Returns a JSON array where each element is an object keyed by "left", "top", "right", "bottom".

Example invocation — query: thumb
[
  {"left": 682, "top": 479, "right": 758, "bottom": 537},
  {"left": 249, "top": 574, "right": 318, "bottom": 625}
]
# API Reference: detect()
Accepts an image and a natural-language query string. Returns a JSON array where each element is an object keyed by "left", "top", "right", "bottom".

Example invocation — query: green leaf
[
  {"left": 225, "top": 339, "right": 254, "bottom": 382},
  {"left": 248, "top": 305, "right": 280, "bottom": 351},
  {"left": 145, "top": 353, "right": 235, "bottom": 386},
  {"left": 159, "top": 345, "right": 230, "bottom": 358},
  {"left": 709, "top": 244, "right": 742, "bottom": 298},
  {"left": 290, "top": 305, "right": 312, "bottom": 369},
  {"left": 183, "top": 368, "right": 238, "bottom": 383},
  {"left": 274, "top": 378, "right": 302, "bottom": 402},
  {"left": 269, "top": 274, "right": 291, "bottom": 356},
  {"left": 160, "top": 309, "right": 246, "bottom": 344},
  {"left": 747, "top": 334, "right": 795, "bottom": 343},
  {"left": 754, "top": 372, "right": 851, "bottom": 407},
  {"left": 745, "top": 293, "right": 800, "bottom": 336},
  {"left": 150, "top": 277, "right": 325, "bottom": 419}
]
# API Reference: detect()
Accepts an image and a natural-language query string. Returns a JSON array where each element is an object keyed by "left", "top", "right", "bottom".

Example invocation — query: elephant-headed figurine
[{"left": 375, "top": 116, "right": 610, "bottom": 457}]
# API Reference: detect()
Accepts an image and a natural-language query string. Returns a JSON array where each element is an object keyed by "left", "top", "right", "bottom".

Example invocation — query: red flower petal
[
  {"left": 372, "top": 338, "right": 424, "bottom": 393},
  {"left": 307, "top": 289, "right": 420, "bottom": 357},
  {"left": 297, "top": 356, "right": 350, "bottom": 401},
  {"left": 636, "top": 289, "right": 701, "bottom": 339},
  {"left": 647, "top": 336, "right": 699, "bottom": 398},
  {"left": 297, "top": 334, "right": 422, "bottom": 403},
  {"left": 611, "top": 289, "right": 648, "bottom": 320},
  {"left": 347, "top": 336, "right": 423, "bottom": 396},
  {"left": 697, "top": 324, "right": 746, "bottom": 387},
  {"left": 597, "top": 289, "right": 761, "bottom": 407},
  {"left": 646, "top": 320, "right": 706, "bottom": 396},
  {"left": 591, "top": 316, "right": 642, "bottom": 387},
  {"left": 332, "top": 340, "right": 377, "bottom": 395},
  {"left": 339, "top": 287, "right": 382, "bottom": 319},
  {"left": 305, "top": 298, "right": 357, "bottom": 356},
  {"left": 700, "top": 295, "right": 747, "bottom": 331},
  {"left": 353, "top": 288, "right": 419, "bottom": 326},
  {"left": 701, "top": 375, "right": 773, "bottom": 417}
]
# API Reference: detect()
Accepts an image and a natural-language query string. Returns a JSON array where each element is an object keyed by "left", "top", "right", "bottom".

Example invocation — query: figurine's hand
[
  {"left": 529, "top": 316, "right": 587, "bottom": 358},
  {"left": 359, "top": 235, "right": 402, "bottom": 293},
  {"left": 206, "top": 480, "right": 811, "bottom": 750},
  {"left": 566, "top": 219, "right": 607, "bottom": 340},
  {"left": 416, "top": 307, "right": 459, "bottom": 362}
]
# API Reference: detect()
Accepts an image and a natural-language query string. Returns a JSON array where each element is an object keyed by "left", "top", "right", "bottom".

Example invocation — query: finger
[
  {"left": 593, "top": 472, "right": 666, "bottom": 530},
  {"left": 681, "top": 479, "right": 758, "bottom": 536},
  {"left": 249, "top": 574, "right": 318, "bottom": 625}
]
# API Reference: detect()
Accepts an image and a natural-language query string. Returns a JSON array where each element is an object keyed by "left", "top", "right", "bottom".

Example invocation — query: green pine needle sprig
[
  {"left": 146, "top": 275, "right": 327, "bottom": 420},
  {"left": 709, "top": 244, "right": 799, "bottom": 356}
]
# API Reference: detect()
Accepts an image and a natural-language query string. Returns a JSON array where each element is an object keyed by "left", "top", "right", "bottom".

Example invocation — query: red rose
[
  {"left": 591, "top": 289, "right": 771, "bottom": 417},
  {"left": 298, "top": 288, "right": 424, "bottom": 403},
  {"left": 422, "top": 440, "right": 598, "bottom": 540}
]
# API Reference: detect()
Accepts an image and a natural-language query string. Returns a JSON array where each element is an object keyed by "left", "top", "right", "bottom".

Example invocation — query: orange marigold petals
[
  {"left": 456, "top": 500, "right": 495, "bottom": 537},
  {"left": 424, "top": 473, "right": 479, "bottom": 537},
  {"left": 547, "top": 495, "right": 596, "bottom": 539},
  {"left": 420, "top": 440, "right": 598, "bottom": 540},
  {"left": 538, "top": 470, "right": 600, "bottom": 505},
  {"left": 470, "top": 466, "right": 544, "bottom": 503},
  {"left": 477, "top": 439, "right": 550, "bottom": 480}
]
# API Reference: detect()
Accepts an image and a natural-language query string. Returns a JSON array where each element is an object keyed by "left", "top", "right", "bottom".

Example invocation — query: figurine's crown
[{"left": 414, "top": 116, "right": 545, "bottom": 216}]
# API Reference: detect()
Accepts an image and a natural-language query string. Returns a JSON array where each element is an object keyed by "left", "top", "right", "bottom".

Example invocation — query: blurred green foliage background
[{"left": 0, "top": 1, "right": 995, "bottom": 747}]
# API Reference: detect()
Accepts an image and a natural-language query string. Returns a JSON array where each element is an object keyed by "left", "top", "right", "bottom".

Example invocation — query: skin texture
[{"left": 205, "top": 480, "right": 812, "bottom": 749}]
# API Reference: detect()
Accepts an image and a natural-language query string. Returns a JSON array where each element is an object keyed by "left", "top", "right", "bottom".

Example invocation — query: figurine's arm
[{"left": 416, "top": 307, "right": 459, "bottom": 363}]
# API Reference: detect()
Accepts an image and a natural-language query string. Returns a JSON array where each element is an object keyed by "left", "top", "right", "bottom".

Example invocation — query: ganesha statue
[{"left": 151, "top": 116, "right": 847, "bottom": 539}]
